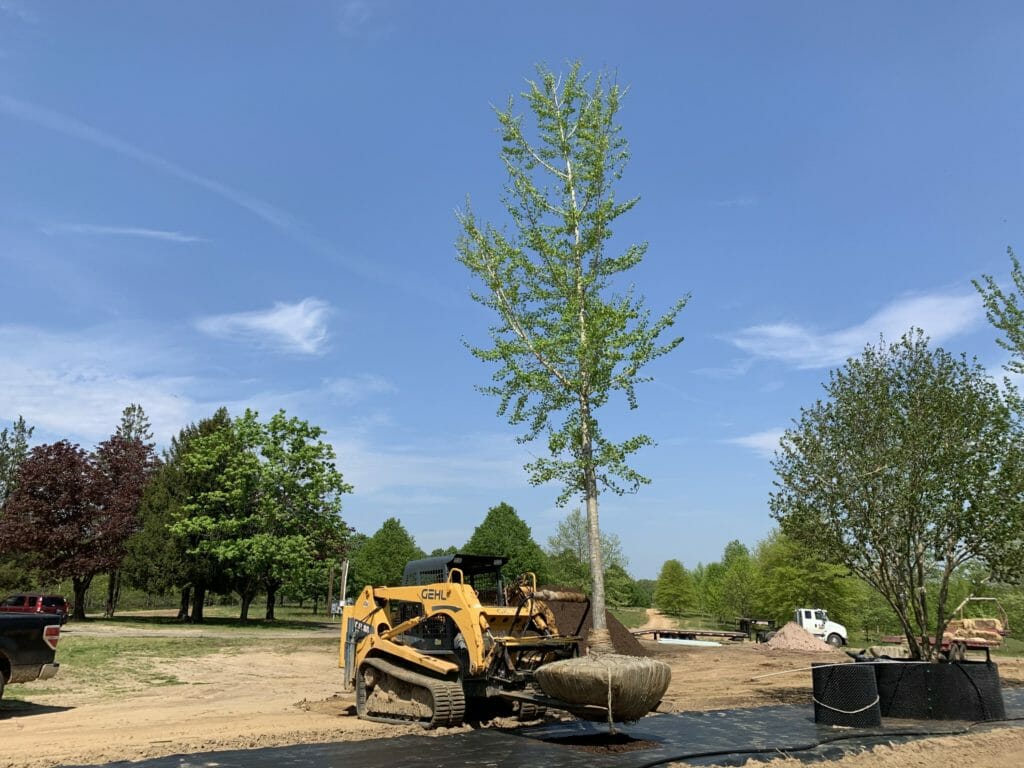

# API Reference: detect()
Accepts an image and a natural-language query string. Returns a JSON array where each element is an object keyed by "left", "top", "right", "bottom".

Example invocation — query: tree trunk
[
  {"left": 265, "top": 586, "right": 276, "bottom": 621},
  {"left": 191, "top": 584, "right": 206, "bottom": 623},
  {"left": 103, "top": 570, "right": 121, "bottom": 618},
  {"left": 71, "top": 575, "right": 92, "bottom": 621},
  {"left": 177, "top": 586, "right": 191, "bottom": 622},
  {"left": 239, "top": 591, "right": 254, "bottom": 622}
]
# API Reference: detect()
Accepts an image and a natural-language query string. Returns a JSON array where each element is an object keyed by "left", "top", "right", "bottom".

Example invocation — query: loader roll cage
[{"left": 403, "top": 554, "right": 510, "bottom": 606}]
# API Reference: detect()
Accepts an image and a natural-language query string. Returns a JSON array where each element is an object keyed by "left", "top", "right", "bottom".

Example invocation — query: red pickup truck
[{"left": 0, "top": 594, "right": 71, "bottom": 624}]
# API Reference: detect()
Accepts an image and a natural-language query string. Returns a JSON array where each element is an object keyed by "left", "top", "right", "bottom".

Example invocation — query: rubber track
[{"left": 356, "top": 656, "right": 465, "bottom": 729}]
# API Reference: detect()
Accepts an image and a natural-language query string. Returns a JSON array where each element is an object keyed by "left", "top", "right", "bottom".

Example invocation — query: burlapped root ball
[{"left": 534, "top": 653, "right": 672, "bottom": 722}]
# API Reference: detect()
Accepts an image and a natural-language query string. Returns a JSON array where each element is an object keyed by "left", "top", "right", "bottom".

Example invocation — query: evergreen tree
[
  {"left": 122, "top": 408, "right": 233, "bottom": 622},
  {"left": 463, "top": 502, "right": 549, "bottom": 586},
  {"left": 350, "top": 518, "right": 424, "bottom": 590}
]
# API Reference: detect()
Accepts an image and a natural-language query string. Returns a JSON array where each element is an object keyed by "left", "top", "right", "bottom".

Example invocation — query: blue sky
[{"left": 1, "top": 2, "right": 1022, "bottom": 578}]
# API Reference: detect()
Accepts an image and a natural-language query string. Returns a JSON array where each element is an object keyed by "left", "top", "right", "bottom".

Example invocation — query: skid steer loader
[{"left": 338, "top": 553, "right": 595, "bottom": 727}]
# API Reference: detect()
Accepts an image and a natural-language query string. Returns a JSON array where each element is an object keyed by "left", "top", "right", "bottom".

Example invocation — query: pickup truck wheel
[{"left": 826, "top": 633, "right": 844, "bottom": 648}]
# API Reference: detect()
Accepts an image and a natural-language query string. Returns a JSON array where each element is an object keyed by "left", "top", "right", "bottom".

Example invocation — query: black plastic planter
[
  {"left": 812, "top": 662, "right": 882, "bottom": 727},
  {"left": 873, "top": 659, "right": 1005, "bottom": 721}
]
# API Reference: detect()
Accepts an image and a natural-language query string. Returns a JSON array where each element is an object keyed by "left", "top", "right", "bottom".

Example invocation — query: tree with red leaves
[
  {"left": 0, "top": 435, "right": 158, "bottom": 620},
  {"left": 1, "top": 441, "right": 109, "bottom": 619},
  {"left": 95, "top": 432, "right": 160, "bottom": 617}
]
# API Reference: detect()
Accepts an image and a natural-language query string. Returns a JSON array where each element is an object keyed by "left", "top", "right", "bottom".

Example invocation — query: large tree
[
  {"left": 0, "top": 415, "right": 34, "bottom": 507},
  {"left": 546, "top": 507, "right": 635, "bottom": 596},
  {"left": 456, "top": 62, "right": 687, "bottom": 644},
  {"left": 350, "top": 519, "right": 423, "bottom": 591},
  {"left": 752, "top": 530, "right": 855, "bottom": 626},
  {"left": 463, "top": 502, "right": 549, "bottom": 586},
  {"left": 770, "top": 330, "right": 1024, "bottom": 659},
  {"left": 653, "top": 559, "right": 696, "bottom": 616},
  {"left": 0, "top": 416, "right": 35, "bottom": 593},
  {"left": 0, "top": 442, "right": 113, "bottom": 619},
  {"left": 716, "top": 540, "right": 757, "bottom": 621},
  {"left": 123, "top": 408, "right": 234, "bottom": 622},
  {"left": 975, "top": 247, "right": 1024, "bottom": 378},
  {"left": 95, "top": 432, "right": 159, "bottom": 617},
  {"left": 98, "top": 404, "right": 160, "bottom": 617},
  {"left": 173, "top": 409, "right": 351, "bottom": 621}
]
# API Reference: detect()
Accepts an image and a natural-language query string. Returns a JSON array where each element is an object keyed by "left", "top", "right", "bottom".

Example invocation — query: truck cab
[{"left": 794, "top": 608, "right": 847, "bottom": 647}]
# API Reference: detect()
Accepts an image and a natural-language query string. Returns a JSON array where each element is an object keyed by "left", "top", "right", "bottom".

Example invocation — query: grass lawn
[
  {"left": 608, "top": 607, "right": 648, "bottom": 628},
  {"left": 3, "top": 630, "right": 338, "bottom": 704},
  {"left": 68, "top": 603, "right": 337, "bottom": 632}
]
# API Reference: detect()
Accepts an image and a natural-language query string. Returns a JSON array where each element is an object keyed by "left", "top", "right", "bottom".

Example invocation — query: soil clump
[{"left": 545, "top": 598, "right": 647, "bottom": 656}]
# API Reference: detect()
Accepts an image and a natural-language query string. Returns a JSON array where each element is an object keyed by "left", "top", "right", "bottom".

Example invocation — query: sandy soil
[
  {"left": 1, "top": 623, "right": 1021, "bottom": 768},
  {"left": 639, "top": 608, "right": 677, "bottom": 631}
]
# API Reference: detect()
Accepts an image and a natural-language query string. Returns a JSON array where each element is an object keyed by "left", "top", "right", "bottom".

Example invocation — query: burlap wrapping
[{"left": 533, "top": 652, "right": 672, "bottom": 722}]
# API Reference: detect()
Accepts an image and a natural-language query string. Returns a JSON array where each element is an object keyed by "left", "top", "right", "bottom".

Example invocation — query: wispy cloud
[
  {"left": 324, "top": 374, "right": 397, "bottom": 403},
  {"left": 195, "top": 298, "right": 332, "bottom": 355},
  {"left": 0, "top": 325, "right": 201, "bottom": 445},
  {"left": 728, "top": 292, "right": 982, "bottom": 369},
  {"left": 40, "top": 223, "right": 207, "bottom": 243},
  {"left": 336, "top": 1, "right": 374, "bottom": 37},
  {"left": 335, "top": 432, "right": 528, "bottom": 500},
  {"left": 0, "top": 94, "right": 446, "bottom": 303},
  {"left": 0, "top": 95, "right": 294, "bottom": 229},
  {"left": 694, "top": 357, "right": 754, "bottom": 379},
  {"left": 0, "top": 1, "right": 36, "bottom": 23},
  {"left": 724, "top": 428, "right": 785, "bottom": 459},
  {"left": 711, "top": 196, "right": 758, "bottom": 208}
]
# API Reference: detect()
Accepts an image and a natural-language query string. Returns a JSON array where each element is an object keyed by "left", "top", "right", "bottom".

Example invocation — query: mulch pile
[{"left": 544, "top": 598, "right": 647, "bottom": 657}]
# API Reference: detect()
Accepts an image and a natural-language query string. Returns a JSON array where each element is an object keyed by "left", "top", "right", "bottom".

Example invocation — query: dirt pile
[
  {"left": 765, "top": 621, "right": 836, "bottom": 652},
  {"left": 545, "top": 599, "right": 647, "bottom": 656}
]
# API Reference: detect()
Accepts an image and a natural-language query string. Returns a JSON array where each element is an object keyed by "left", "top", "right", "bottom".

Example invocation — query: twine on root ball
[{"left": 533, "top": 652, "right": 672, "bottom": 731}]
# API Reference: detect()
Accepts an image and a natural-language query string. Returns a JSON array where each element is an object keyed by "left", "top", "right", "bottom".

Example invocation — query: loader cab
[{"left": 403, "top": 553, "right": 509, "bottom": 606}]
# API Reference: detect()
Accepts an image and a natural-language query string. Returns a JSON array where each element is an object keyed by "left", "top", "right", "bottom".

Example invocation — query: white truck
[{"left": 794, "top": 608, "right": 847, "bottom": 647}]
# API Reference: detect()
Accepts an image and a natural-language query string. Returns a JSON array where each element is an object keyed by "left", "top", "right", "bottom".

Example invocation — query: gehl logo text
[{"left": 420, "top": 588, "right": 450, "bottom": 601}]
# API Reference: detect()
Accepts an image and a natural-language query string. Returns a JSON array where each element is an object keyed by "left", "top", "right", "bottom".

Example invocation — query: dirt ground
[{"left": 1, "top": 615, "right": 1022, "bottom": 768}]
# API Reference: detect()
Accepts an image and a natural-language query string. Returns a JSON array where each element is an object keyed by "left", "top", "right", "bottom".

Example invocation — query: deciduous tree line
[
  {"left": 346, "top": 503, "right": 652, "bottom": 609},
  {"left": 0, "top": 406, "right": 351, "bottom": 622}
]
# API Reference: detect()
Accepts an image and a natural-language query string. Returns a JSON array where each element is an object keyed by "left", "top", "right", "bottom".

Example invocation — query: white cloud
[
  {"left": 724, "top": 428, "right": 785, "bottom": 458},
  {"left": 41, "top": 223, "right": 207, "bottom": 243},
  {"left": 324, "top": 374, "right": 396, "bottom": 403},
  {"left": 0, "top": 325, "right": 202, "bottom": 446},
  {"left": 195, "top": 298, "right": 331, "bottom": 355},
  {"left": 728, "top": 292, "right": 982, "bottom": 369},
  {"left": 334, "top": 432, "right": 527, "bottom": 499}
]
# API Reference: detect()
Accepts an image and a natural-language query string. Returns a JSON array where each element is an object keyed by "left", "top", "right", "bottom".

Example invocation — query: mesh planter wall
[
  {"left": 873, "top": 659, "right": 1005, "bottom": 721},
  {"left": 811, "top": 663, "right": 882, "bottom": 727}
]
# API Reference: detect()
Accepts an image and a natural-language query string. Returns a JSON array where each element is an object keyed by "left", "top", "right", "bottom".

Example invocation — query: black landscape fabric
[{"left": 65, "top": 689, "right": 1024, "bottom": 768}]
